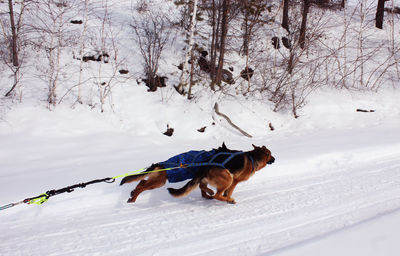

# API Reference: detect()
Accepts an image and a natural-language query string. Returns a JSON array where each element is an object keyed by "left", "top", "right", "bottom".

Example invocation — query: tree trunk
[
  {"left": 242, "top": 13, "right": 249, "bottom": 57},
  {"left": 187, "top": 47, "right": 195, "bottom": 99},
  {"left": 209, "top": 0, "right": 220, "bottom": 90},
  {"left": 77, "top": 0, "right": 89, "bottom": 103},
  {"left": 8, "top": 0, "right": 19, "bottom": 67},
  {"left": 299, "top": 0, "right": 310, "bottom": 49},
  {"left": 282, "top": 0, "right": 290, "bottom": 33},
  {"left": 215, "top": 0, "right": 230, "bottom": 86},
  {"left": 177, "top": 0, "right": 199, "bottom": 94},
  {"left": 375, "top": 0, "right": 385, "bottom": 29}
]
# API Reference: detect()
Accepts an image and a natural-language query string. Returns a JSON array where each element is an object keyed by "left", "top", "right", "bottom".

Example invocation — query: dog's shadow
[
  {"left": 117, "top": 182, "right": 232, "bottom": 209},
  {"left": 147, "top": 187, "right": 232, "bottom": 209}
]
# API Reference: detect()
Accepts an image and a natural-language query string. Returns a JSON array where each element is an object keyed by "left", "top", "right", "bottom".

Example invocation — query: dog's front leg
[
  {"left": 128, "top": 180, "right": 147, "bottom": 203},
  {"left": 213, "top": 190, "right": 236, "bottom": 204}
]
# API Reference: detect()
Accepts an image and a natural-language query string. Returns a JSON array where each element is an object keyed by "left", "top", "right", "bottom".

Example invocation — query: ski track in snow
[{"left": 1, "top": 152, "right": 400, "bottom": 256}]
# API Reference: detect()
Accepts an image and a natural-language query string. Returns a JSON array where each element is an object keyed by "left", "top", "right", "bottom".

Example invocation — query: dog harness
[{"left": 159, "top": 150, "right": 253, "bottom": 183}]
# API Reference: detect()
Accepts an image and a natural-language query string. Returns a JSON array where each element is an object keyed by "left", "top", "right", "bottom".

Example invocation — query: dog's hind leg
[
  {"left": 127, "top": 172, "right": 167, "bottom": 203},
  {"left": 207, "top": 169, "right": 236, "bottom": 204},
  {"left": 199, "top": 179, "right": 214, "bottom": 199}
]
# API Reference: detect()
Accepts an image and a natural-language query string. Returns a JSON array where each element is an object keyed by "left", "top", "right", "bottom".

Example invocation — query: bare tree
[
  {"left": 200, "top": 0, "right": 238, "bottom": 89},
  {"left": 1, "top": 0, "right": 27, "bottom": 97},
  {"left": 214, "top": 0, "right": 230, "bottom": 86},
  {"left": 238, "top": 0, "right": 267, "bottom": 92},
  {"left": 239, "top": 0, "right": 265, "bottom": 57},
  {"left": 207, "top": 0, "right": 221, "bottom": 90},
  {"left": 326, "top": 0, "right": 399, "bottom": 90},
  {"left": 27, "top": 0, "right": 79, "bottom": 108},
  {"left": 131, "top": 11, "right": 171, "bottom": 92},
  {"left": 94, "top": 1, "right": 126, "bottom": 112},
  {"left": 387, "top": 0, "right": 400, "bottom": 79},
  {"left": 259, "top": 4, "right": 329, "bottom": 118},
  {"left": 57, "top": 0, "right": 127, "bottom": 112}
]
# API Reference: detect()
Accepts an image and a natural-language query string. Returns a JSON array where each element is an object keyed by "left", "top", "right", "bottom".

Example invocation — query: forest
[{"left": 0, "top": 0, "right": 399, "bottom": 117}]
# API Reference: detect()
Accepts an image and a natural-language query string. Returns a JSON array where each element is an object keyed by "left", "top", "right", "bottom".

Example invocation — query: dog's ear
[
  {"left": 221, "top": 142, "right": 228, "bottom": 150},
  {"left": 252, "top": 144, "right": 257, "bottom": 149}
]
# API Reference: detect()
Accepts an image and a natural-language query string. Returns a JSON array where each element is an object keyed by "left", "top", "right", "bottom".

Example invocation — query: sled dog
[{"left": 120, "top": 143, "right": 275, "bottom": 204}]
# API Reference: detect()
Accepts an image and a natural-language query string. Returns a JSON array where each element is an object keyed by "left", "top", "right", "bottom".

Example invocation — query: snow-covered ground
[{"left": 1, "top": 88, "right": 400, "bottom": 255}]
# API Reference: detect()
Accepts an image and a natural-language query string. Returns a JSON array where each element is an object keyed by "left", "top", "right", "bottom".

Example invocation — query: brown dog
[{"left": 120, "top": 144, "right": 275, "bottom": 204}]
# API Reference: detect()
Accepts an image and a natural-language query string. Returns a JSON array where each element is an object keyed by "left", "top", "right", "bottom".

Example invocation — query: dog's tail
[
  {"left": 119, "top": 164, "right": 159, "bottom": 186},
  {"left": 167, "top": 176, "right": 201, "bottom": 198}
]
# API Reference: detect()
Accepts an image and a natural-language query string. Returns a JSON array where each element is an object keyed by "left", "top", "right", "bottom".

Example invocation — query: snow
[
  {"left": 1, "top": 0, "right": 400, "bottom": 255},
  {"left": 275, "top": 210, "right": 400, "bottom": 256},
  {"left": 1, "top": 89, "right": 400, "bottom": 255}
]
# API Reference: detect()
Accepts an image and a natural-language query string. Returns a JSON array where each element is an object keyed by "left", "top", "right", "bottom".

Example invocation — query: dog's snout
[{"left": 267, "top": 156, "right": 275, "bottom": 164}]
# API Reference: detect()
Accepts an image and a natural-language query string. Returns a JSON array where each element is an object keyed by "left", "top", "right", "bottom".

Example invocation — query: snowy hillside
[
  {"left": 1, "top": 0, "right": 400, "bottom": 255},
  {"left": 1, "top": 91, "right": 400, "bottom": 255}
]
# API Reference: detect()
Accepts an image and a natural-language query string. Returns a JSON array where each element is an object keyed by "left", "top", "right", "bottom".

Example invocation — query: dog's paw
[
  {"left": 202, "top": 193, "right": 213, "bottom": 200},
  {"left": 227, "top": 198, "right": 236, "bottom": 204},
  {"left": 127, "top": 198, "right": 135, "bottom": 203}
]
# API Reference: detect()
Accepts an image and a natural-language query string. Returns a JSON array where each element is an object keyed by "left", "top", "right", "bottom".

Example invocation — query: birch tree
[
  {"left": 77, "top": 0, "right": 89, "bottom": 103},
  {"left": 176, "top": 0, "right": 199, "bottom": 96},
  {"left": 28, "top": 0, "right": 79, "bottom": 108},
  {"left": 93, "top": 0, "right": 126, "bottom": 112}
]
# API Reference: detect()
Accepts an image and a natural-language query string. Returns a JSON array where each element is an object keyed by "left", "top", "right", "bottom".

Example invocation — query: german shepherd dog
[{"left": 120, "top": 144, "right": 275, "bottom": 204}]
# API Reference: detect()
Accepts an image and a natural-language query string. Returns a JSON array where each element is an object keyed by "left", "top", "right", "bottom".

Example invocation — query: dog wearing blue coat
[{"left": 120, "top": 143, "right": 275, "bottom": 204}]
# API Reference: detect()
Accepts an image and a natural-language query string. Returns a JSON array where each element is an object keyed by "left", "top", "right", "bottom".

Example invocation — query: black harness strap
[
  {"left": 185, "top": 151, "right": 255, "bottom": 172},
  {"left": 44, "top": 177, "right": 115, "bottom": 198}
]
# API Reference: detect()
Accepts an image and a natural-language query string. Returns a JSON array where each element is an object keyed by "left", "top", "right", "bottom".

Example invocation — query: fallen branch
[
  {"left": 213, "top": 103, "right": 252, "bottom": 138},
  {"left": 356, "top": 109, "right": 375, "bottom": 113}
]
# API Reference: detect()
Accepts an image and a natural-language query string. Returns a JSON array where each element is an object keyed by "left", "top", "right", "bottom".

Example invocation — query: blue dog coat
[{"left": 159, "top": 150, "right": 245, "bottom": 183}]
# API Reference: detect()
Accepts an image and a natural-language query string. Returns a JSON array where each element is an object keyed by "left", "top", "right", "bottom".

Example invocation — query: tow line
[{"left": 0, "top": 165, "right": 183, "bottom": 211}]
